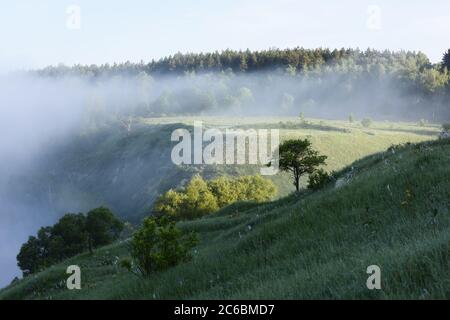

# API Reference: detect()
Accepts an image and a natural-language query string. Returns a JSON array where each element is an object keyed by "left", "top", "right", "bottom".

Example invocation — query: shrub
[
  {"left": 361, "top": 118, "right": 372, "bottom": 128},
  {"left": 442, "top": 123, "right": 450, "bottom": 132},
  {"left": 307, "top": 169, "right": 333, "bottom": 190},
  {"left": 128, "top": 217, "right": 198, "bottom": 276}
]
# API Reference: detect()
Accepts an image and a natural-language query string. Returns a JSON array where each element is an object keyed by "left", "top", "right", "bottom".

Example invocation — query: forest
[{"left": 33, "top": 48, "right": 450, "bottom": 122}]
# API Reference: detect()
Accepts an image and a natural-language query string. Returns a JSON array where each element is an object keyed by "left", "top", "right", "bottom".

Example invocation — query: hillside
[
  {"left": 4, "top": 117, "right": 434, "bottom": 222},
  {"left": 2, "top": 138, "right": 449, "bottom": 300}
]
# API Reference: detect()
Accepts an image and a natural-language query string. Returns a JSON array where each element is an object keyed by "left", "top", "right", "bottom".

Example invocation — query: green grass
[
  {"left": 2, "top": 138, "right": 449, "bottom": 300},
  {"left": 140, "top": 116, "right": 436, "bottom": 197}
]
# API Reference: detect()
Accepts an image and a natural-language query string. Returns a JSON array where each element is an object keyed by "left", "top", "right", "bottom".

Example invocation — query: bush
[
  {"left": 361, "top": 118, "right": 372, "bottom": 128},
  {"left": 307, "top": 169, "right": 333, "bottom": 191},
  {"left": 127, "top": 217, "right": 198, "bottom": 276},
  {"left": 442, "top": 123, "right": 450, "bottom": 132}
]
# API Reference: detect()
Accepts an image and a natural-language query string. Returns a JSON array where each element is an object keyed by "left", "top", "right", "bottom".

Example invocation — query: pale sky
[{"left": 1, "top": 0, "right": 450, "bottom": 70}]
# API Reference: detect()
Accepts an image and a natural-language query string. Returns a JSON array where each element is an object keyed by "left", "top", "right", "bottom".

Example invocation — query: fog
[
  {"left": 0, "top": 67, "right": 446, "bottom": 288},
  {"left": 0, "top": 74, "right": 86, "bottom": 287}
]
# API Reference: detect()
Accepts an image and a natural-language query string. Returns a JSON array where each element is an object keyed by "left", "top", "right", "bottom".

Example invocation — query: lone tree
[
  {"left": 442, "top": 49, "right": 450, "bottom": 71},
  {"left": 271, "top": 139, "right": 327, "bottom": 192}
]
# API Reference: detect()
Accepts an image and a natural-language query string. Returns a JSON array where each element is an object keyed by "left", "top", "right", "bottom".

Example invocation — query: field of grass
[
  {"left": 143, "top": 116, "right": 438, "bottom": 194},
  {"left": 2, "top": 137, "right": 449, "bottom": 300}
]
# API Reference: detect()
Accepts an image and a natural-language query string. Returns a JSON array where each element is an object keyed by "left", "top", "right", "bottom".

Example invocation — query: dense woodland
[
  {"left": 34, "top": 48, "right": 450, "bottom": 122},
  {"left": 37, "top": 48, "right": 450, "bottom": 78}
]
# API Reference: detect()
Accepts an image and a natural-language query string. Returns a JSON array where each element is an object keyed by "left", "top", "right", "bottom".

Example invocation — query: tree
[
  {"left": 418, "top": 68, "right": 449, "bottom": 94},
  {"left": 234, "top": 175, "right": 277, "bottom": 202},
  {"left": 51, "top": 213, "right": 88, "bottom": 258},
  {"left": 348, "top": 113, "right": 355, "bottom": 123},
  {"left": 238, "top": 87, "right": 254, "bottom": 106},
  {"left": 127, "top": 217, "right": 198, "bottom": 277},
  {"left": 239, "top": 55, "right": 248, "bottom": 72},
  {"left": 85, "top": 207, "right": 124, "bottom": 253},
  {"left": 207, "top": 176, "right": 237, "bottom": 208},
  {"left": 281, "top": 93, "right": 295, "bottom": 111},
  {"left": 286, "top": 65, "right": 297, "bottom": 76},
  {"left": 153, "top": 189, "right": 187, "bottom": 217},
  {"left": 271, "top": 139, "right": 327, "bottom": 192},
  {"left": 442, "top": 49, "right": 450, "bottom": 71},
  {"left": 17, "top": 236, "right": 43, "bottom": 276},
  {"left": 361, "top": 118, "right": 372, "bottom": 128},
  {"left": 183, "top": 175, "right": 218, "bottom": 219},
  {"left": 119, "top": 116, "right": 133, "bottom": 136},
  {"left": 299, "top": 112, "right": 305, "bottom": 122},
  {"left": 36, "top": 226, "right": 63, "bottom": 266}
]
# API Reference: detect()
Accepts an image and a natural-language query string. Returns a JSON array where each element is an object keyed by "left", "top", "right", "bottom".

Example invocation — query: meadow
[{"left": 142, "top": 116, "right": 438, "bottom": 193}]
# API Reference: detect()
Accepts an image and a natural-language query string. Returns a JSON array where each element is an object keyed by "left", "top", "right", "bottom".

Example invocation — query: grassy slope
[
  {"left": 9, "top": 117, "right": 433, "bottom": 222},
  {"left": 0, "top": 117, "right": 430, "bottom": 292},
  {"left": 2, "top": 138, "right": 449, "bottom": 300},
  {"left": 144, "top": 117, "right": 437, "bottom": 197}
]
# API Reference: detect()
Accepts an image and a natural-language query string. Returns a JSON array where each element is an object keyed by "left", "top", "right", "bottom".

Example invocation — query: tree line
[
  {"left": 35, "top": 48, "right": 450, "bottom": 122},
  {"left": 37, "top": 48, "right": 448, "bottom": 77},
  {"left": 153, "top": 174, "right": 277, "bottom": 220},
  {"left": 17, "top": 207, "right": 124, "bottom": 276}
]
